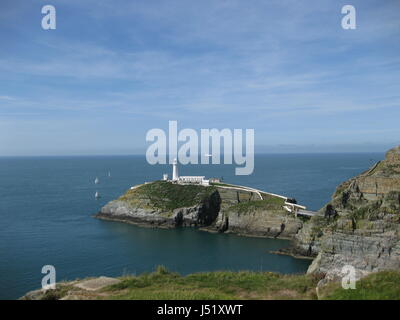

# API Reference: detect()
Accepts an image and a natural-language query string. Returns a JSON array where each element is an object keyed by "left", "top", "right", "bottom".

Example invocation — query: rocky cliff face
[
  {"left": 96, "top": 181, "right": 303, "bottom": 239},
  {"left": 302, "top": 146, "right": 400, "bottom": 280},
  {"left": 206, "top": 188, "right": 302, "bottom": 239}
]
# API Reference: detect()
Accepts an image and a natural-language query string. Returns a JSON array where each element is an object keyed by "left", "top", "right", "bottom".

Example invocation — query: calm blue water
[{"left": 0, "top": 153, "right": 383, "bottom": 299}]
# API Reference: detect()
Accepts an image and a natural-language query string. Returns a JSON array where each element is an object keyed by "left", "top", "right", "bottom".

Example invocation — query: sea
[{"left": 0, "top": 153, "right": 383, "bottom": 299}]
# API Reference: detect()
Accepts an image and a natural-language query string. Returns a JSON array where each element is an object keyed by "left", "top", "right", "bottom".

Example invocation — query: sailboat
[
  {"left": 108, "top": 171, "right": 111, "bottom": 177},
  {"left": 95, "top": 177, "right": 99, "bottom": 184},
  {"left": 95, "top": 191, "right": 100, "bottom": 199}
]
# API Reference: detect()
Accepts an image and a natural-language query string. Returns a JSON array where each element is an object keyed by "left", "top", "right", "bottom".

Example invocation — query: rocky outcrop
[
  {"left": 300, "top": 146, "right": 400, "bottom": 280},
  {"left": 291, "top": 219, "right": 322, "bottom": 257},
  {"left": 96, "top": 181, "right": 221, "bottom": 228},
  {"left": 216, "top": 210, "right": 302, "bottom": 239},
  {"left": 96, "top": 181, "right": 304, "bottom": 239},
  {"left": 205, "top": 187, "right": 302, "bottom": 238}
]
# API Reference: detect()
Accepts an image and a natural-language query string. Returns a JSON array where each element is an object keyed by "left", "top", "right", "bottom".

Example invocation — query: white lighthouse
[
  {"left": 172, "top": 158, "right": 179, "bottom": 181},
  {"left": 161, "top": 158, "right": 209, "bottom": 185}
]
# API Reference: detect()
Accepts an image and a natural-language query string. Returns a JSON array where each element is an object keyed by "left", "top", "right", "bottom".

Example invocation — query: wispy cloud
[
  {"left": 0, "top": 95, "right": 16, "bottom": 101},
  {"left": 0, "top": 0, "right": 399, "bottom": 155}
]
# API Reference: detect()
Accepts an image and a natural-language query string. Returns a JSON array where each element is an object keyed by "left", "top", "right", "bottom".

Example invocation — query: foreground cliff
[
  {"left": 21, "top": 267, "right": 400, "bottom": 300},
  {"left": 96, "top": 181, "right": 302, "bottom": 239},
  {"left": 298, "top": 146, "right": 400, "bottom": 281}
]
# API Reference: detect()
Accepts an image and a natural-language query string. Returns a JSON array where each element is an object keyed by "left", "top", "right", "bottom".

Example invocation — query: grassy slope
[
  {"left": 320, "top": 270, "right": 400, "bottom": 300},
  {"left": 104, "top": 266, "right": 321, "bottom": 300},
  {"left": 226, "top": 195, "right": 286, "bottom": 214},
  {"left": 119, "top": 181, "right": 217, "bottom": 212},
  {"left": 102, "top": 268, "right": 400, "bottom": 300},
  {"left": 119, "top": 181, "right": 286, "bottom": 216},
  {"left": 33, "top": 268, "right": 400, "bottom": 300}
]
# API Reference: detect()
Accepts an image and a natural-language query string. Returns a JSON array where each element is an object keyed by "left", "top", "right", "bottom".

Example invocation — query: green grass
[
  {"left": 104, "top": 266, "right": 321, "bottom": 300},
  {"left": 226, "top": 195, "right": 286, "bottom": 214},
  {"left": 119, "top": 181, "right": 217, "bottom": 212},
  {"left": 35, "top": 268, "right": 400, "bottom": 300},
  {"left": 322, "top": 271, "right": 400, "bottom": 300}
]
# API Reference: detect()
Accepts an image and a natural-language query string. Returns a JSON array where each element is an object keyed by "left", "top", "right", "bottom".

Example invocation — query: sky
[{"left": 0, "top": 0, "right": 399, "bottom": 155}]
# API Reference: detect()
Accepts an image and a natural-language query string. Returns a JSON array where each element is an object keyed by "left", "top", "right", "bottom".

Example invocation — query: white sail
[
  {"left": 95, "top": 191, "right": 100, "bottom": 198},
  {"left": 95, "top": 177, "right": 99, "bottom": 184}
]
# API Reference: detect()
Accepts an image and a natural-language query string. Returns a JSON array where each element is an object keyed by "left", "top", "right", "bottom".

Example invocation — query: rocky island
[{"left": 95, "top": 180, "right": 303, "bottom": 239}]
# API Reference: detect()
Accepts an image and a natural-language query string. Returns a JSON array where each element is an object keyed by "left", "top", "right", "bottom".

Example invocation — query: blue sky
[{"left": 0, "top": 0, "right": 399, "bottom": 155}]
